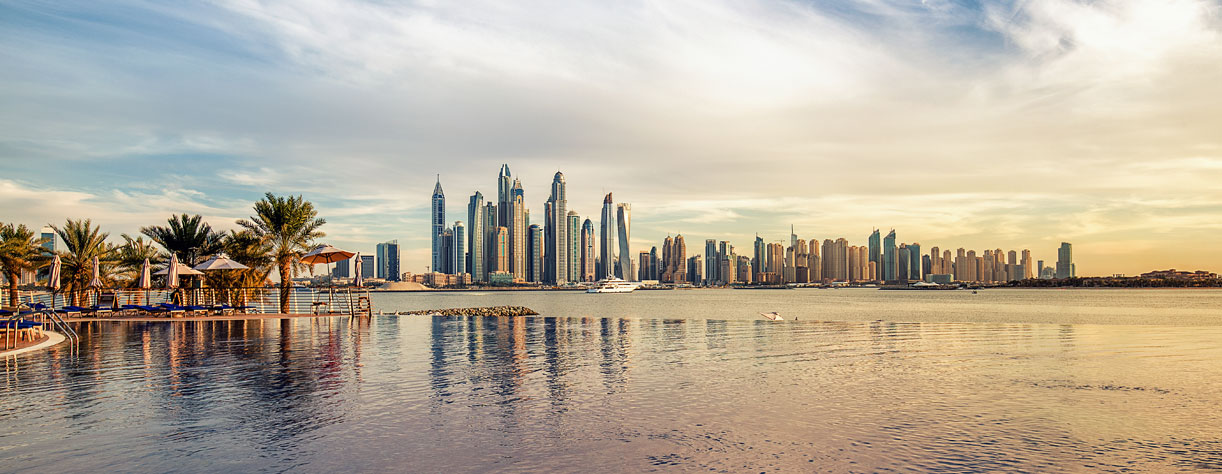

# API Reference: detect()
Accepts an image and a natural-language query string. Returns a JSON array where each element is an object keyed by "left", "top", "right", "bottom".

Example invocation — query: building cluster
[
  {"left": 430, "top": 166, "right": 634, "bottom": 285},
  {"left": 328, "top": 240, "right": 402, "bottom": 283},
  {"left": 1138, "top": 269, "right": 1218, "bottom": 280},
  {"left": 642, "top": 228, "right": 1078, "bottom": 286}
]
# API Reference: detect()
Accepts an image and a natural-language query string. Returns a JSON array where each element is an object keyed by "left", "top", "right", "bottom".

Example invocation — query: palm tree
[
  {"left": 237, "top": 193, "right": 326, "bottom": 313},
  {"left": 140, "top": 214, "right": 224, "bottom": 265},
  {"left": 0, "top": 223, "right": 50, "bottom": 307},
  {"left": 51, "top": 219, "right": 115, "bottom": 305},
  {"left": 206, "top": 230, "right": 274, "bottom": 306},
  {"left": 115, "top": 234, "right": 160, "bottom": 287}
]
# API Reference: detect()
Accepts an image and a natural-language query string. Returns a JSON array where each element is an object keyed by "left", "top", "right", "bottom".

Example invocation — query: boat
[
  {"left": 760, "top": 312, "right": 783, "bottom": 321},
  {"left": 586, "top": 278, "right": 638, "bottom": 293}
]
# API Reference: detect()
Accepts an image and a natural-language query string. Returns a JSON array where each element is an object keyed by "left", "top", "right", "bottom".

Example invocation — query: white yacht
[{"left": 587, "top": 278, "right": 638, "bottom": 293}]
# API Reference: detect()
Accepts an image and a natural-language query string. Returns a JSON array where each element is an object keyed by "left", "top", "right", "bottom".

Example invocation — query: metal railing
[{"left": 2, "top": 286, "right": 373, "bottom": 317}]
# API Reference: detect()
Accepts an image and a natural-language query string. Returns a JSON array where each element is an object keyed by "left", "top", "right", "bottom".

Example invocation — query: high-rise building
[
  {"left": 897, "top": 244, "right": 910, "bottom": 282},
  {"left": 616, "top": 203, "right": 632, "bottom": 280},
  {"left": 493, "top": 227, "right": 509, "bottom": 274},
  {"left": 882, "top": 229, "right": 897, "bottom": 282},
  {"left": 332, "top": 259, "right": 350, "bottom": 278},
  {"left": 672, "top": 234, "right": 687, "bottom": 283},
  {"left": 360, "top": 254, "right": 375, "bottom": 279},
  {"left": 497, "top": 164, "right": 511, "bottom": 228},
  {"left": 704, "top": 239, "right": 718, "bottom": 285},
  {"left": 868, "top": 229, "right": 881, "bottom": 279},
  {"left": 1021, "top": 249, "right": 1033, "bottom": 280},
  {"left": 431, "top": 176, "right": 445, "bottom": 273},
  {"left": 687, "top": 255, "right": 703, "bottom": 284},
  {"left": 908, "top": 242, "right": 921, "bottom": 281},
  {"left": 649, "top": 246, "right": 659, "bottom": 281},
  {"left": 484, "top": 203, "right": 497, "bottom": 278},
  {"left": 1037, "top": 259, "right": 1046, "bottom": 279},
  {"left": 638, "top": 251, "right": 651, "bottom": 281},
  {"left": 468, "top": 192, "right": 486, "bottom": 282},
  {"left": 376, "top": 240, "right": 400, "bottom": 281},
  {"left": 807, "top": 239, "right": 821, "bottom": 282},
  {"left": 453, "top": 222, "right": 466, "bottom": 280},
  {"left": 580, "top": 219, "right": 595, "bottom": 282},
  {"left": 599, "top": 193, "right": 616, "bottom": 280},
  {"left": 440, "top": 229, "right": 455, "bottom": 274},
  {"left": 510, "top": 179, "right": 526, "bottom": 281},
  {"left": 1056, "top": 242, "right": 1074, "bottom": 279},
  {"left": 542, "top": 173, "right": 567, "bottom": 283},
  {"left": 567, "top": 211, "right": 581, "bottom": 283},
  {"left": 528, "top": 224, "right": 543, "bottom": 283},
  {"left": 753, "top": 235, "right": 765, "bottom": 283},
  {"left": 737, "top": 255, "right": 753, "bottom": 283}
]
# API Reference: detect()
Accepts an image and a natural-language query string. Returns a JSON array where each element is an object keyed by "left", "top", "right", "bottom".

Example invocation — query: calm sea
[{"left": 2, "top": 289, "right": 1221, "bottom": 472}]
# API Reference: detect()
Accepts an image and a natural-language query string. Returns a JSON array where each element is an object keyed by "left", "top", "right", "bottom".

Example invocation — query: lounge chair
[{"left": 158, "top": 303, "right": 188, "bottom": 317}]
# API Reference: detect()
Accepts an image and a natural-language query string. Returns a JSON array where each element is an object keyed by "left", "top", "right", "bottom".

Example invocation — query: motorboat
[
  {"left": 760, "top": 312, "right": 783, "bottom": 321},
  {"left": 587, "top": 278, "right": 638, "bottom": 293}
]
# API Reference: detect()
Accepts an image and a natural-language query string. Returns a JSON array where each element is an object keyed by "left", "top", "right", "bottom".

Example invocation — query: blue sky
[{"left": 2, "top": 0, "right": 1221, "bottom": 275}]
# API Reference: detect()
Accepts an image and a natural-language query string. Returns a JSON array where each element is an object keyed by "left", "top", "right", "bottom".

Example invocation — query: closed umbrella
[
  {"left": 165, "top": 254, "right": 180, "bottom": 289},
  {"left": 48, "top": 254, "right": 61, "bottom": 308},
  {"left": 88, "top": 255, "right": 103, "bottom": 288},
  {"left": 138, "top": 258, "right": 151, "bottom": 305}
]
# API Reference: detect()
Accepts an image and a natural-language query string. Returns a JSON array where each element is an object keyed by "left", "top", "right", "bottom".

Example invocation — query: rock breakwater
[{"left": 397, "top": 306, "right": 538, "bottom": 317}]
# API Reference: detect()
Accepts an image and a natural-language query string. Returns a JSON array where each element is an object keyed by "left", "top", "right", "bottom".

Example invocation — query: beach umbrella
[
  {"left": 155, "top": 262, "right": 204, "bottom": 277},
  {"left": 302, "top": 244, "right": 354, "bottom": 284},
  {"left": 165, "top": 254, "right": 180, "bottom": 289},
  {"left": 193, "top": 254, "right": 250, "bottom": 271},
  {"left": 353, "top": 252, "right": 363, "bottom": 287}
]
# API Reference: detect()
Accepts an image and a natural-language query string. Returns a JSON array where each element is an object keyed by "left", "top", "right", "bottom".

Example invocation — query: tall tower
[
  {"left": 580, "top": 219, "right": 595, "bottom": 282},
  {"left": 497, "top": 164, "right": 511, "bottom": 228},
  {"left": 431, "top": 176, "right": 445, "bottom": 273},
  {"left": 883, "top": 229, "right": 897, "bottom": 282},
  {"left": 546, "top": 172, "right": 568, "bottom": 284},
  {"left": 599, "top": 193, "right": 616, "bottom": 280},
  {"left": 868, "top": 229, "right": 881, "bottom": 277},
  {"left": 510, "top": 179, "right": 526, "bottom": 280},
  {"left": 567, "top": 211, "right": 581, "bottom": 283},
  {"left": 468, "top": 192, "right": 485, "bottom": 282},
  {"left": 453, "top": 221, "right": 466, "bottom": 281},
  {"left": 616, "top": 202, "right": 632, "bottom": 280}
]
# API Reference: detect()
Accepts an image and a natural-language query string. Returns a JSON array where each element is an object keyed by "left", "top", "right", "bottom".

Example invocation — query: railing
[{"left": 1, "top": 286, "right": 373, "bottom": 316}]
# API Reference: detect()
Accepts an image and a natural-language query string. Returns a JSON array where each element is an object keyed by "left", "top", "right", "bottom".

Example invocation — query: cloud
[{"left": 1, "top": 0, "right": 1221, "bottom": 276}]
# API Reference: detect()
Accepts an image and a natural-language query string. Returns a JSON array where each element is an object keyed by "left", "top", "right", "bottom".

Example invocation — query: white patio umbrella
[
  {"left": 193, "top": 254, "right": 250, "bottom": 271},
  {"left": 138, "top": 258, "right": 151, "bottom": 304},
  {"left": 353, "top": 253, "right": 363, "bottom": 287},
  {"left": 155, "top": 262, "right": 203, "bottom": 278}
]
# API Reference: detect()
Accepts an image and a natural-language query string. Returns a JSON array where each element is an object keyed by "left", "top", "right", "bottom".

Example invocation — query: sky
[{"left": 1, "top": 0, "right": 1221, "bottom": 277}]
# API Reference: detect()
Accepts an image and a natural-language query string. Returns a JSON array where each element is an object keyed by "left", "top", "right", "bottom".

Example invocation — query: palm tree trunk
[
  {"left": 6, "top": 273, "right": 18, "bottom": 307},
  {"left": 279, "top": 258, "right": 292, "bottom": 314}
]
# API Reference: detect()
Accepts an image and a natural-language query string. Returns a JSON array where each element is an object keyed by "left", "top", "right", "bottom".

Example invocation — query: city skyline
[{"left": 3, "top": 1, "right": 1221, "bottom": 276}]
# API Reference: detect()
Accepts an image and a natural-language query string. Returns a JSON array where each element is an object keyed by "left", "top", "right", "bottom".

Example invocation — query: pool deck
[{"left": 0, "top": 331, "right": 65, "bottom": 357}]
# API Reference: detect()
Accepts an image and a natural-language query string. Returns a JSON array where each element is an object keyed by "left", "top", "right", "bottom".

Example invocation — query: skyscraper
[
  {"left": 704, "top": 239, "right": 717, "bottom": 285},
  {"left": 493, "top": 226, "right": 509, "bottom": 273},
  {"left": 440, "top": 229, "right": 454, "bottom": 274},
  {"left": 1056, "top": 242, "right": 1074, "bottom": 279},
  {"left": 431, "top": 176, "right": 445, "bottom": 273},
  {"left": 882, "top": 229, "right": 897, "bottom": 282},
  {"left": 672, "top": 234, "right": 687, "bottom": 283},
  {"left": 616, "top": 202, "right": 632, "bottom": 280},
  {"left": 753, "top": 235, "right": 765, "bottom": 282},
  {"left": 468, "top": 192, "right": 485, "bottom": 282},
  {"left": 868, "top": 229, "right": 881, "bottom": 278},
  {"left": 507, "top": 179, "right": 525, "bottom": 280},
  {"left": 599, "top": 193, "right": 616, "bottom": 280},
  {"left": 567, "top": 211, "right": 581, "bottom": 283},
  {"left": 908, "top": 242, "right": 921, "bottom": 280},
  {"left": 543, "top": 172, "right": 568, "bottom": 284},
  {"left": 497, "top": 164, "right": 511, "bottom": 228},
  {"left": 453, "top": 222, "right": 466, "bottom": 280},
  {"left": 1021, "top": 249, "right": 1033, "bottom": 280},
  {"left": 376, "top": 240, "right": 400, "bottom": 281},
  {"left": 580, "top": 219, "right": 595, "bottom": 281},
  {"left": 528, "top": 224, "right": 543, "bottom": 283},
  {"left": 360, "top": 254, "right": 375, "bottom": 279}
]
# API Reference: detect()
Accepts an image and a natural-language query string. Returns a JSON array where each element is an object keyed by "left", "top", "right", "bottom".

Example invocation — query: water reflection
[{"left": 1, "top": 316, "right": 1221, "bottom": 472}]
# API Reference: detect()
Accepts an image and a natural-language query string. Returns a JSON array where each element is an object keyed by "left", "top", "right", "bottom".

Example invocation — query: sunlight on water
[{"left": 3, "top": 298, "right": 1222, "bottom": 472}]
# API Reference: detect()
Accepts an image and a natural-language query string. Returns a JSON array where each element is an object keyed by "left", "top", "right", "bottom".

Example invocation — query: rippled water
[{"left": 3, "top": 290, "right": 1222, "bottom": 472}]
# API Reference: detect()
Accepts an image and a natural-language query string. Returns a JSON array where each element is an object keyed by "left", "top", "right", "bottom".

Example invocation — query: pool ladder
[{"left": 38, "top": 309, "right": 79, "bottom": 344}]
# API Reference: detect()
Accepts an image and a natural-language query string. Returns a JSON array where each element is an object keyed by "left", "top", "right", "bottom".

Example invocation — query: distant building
[
  {"left": 528, "top": 224, "right": 543, "bottom": 283},
  {"left": 599, "top": 193, "right": 616, "bottom": 280},
  {"left": 468, "top": 192, "right": 486, "bottom": 282},
  {"left": 375, "top": 240, "right": 400, "bottom": 281},
  {"left": 360, "top": 254, "right": 375, "bottom": 280},
  {"left": 616, "top": 203, "right": 632, "bottom": 280},
  {"left": 1056, "top": 242, "right": 1074, "bottom": 279},
  {"left": 493, "top": 226, "right": 508, "bottom": 274},
  {"left": 1139, "top": 269, "right": 1218, "bottom": 280},
  {"left": 453, "top": 222, "right": 466, "bottom": 281},
  {"left": 567, "top": 211, "right": 581, "bottom": 283},
  {"left": 882, "top": 230, "right": 897, "bottom": 282},
  {"left": 431, "top": 176, "right": 445, "bottom": 273},
  {"left": 580, "top": 219, "right": 595, "bottom": 282},
  {"left": 332, "top": 259, "right": 350, "bottom": 278}
]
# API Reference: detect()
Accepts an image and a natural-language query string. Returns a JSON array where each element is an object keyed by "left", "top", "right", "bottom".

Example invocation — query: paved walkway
[{"left": 0, "top": 331, "right": 65, "bottom": 358}]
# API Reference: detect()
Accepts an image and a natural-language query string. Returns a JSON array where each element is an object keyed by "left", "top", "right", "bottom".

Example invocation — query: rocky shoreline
[{"left": 395, "top": 306, "right": 539, "bottom": 317}]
